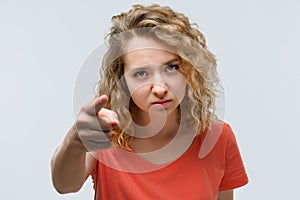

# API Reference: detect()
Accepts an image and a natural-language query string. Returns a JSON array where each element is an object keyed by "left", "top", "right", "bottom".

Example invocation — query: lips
[
  {"left": 151, "top": 99, "right": 172, "bottom": 105},
  {"left": 151, "top": 100, "right": 173, "bottom": 109}
]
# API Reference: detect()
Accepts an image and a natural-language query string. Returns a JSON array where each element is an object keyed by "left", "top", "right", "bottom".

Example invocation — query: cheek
[
  {"left": 126, "top": 80, "right": 150, "bottom": 105},
  {"left": 131, "top": 86, "right": 149, "bottom": 99},
  {"left": 124, "top": 76, "right": 136, "bottom": 95},
  {"left": 130, "top": 85, "right": 151, "bottom": 111},
  {"left": 167, "top": 76, "right": 187, "bottom": 100},
  {"left": 125, "top": 78, "right": 149, "bottom": 98}
]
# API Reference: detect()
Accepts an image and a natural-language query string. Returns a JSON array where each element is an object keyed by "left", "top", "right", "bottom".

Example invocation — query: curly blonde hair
[{"left": 96, "top": 4, "right": 220, "bottom": 150}]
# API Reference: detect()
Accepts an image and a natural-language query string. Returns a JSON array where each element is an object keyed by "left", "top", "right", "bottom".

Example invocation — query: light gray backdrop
[{"left": 1, "top": 0, "right": 299, "bottom": 199}]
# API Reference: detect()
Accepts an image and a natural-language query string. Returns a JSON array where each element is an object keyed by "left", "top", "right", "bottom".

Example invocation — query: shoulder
[{"left": 198, "top": 120, "right": 235, "bottom": 158}]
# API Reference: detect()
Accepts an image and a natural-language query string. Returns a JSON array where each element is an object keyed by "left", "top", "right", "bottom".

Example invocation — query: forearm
[
  {"left": 51, "top": 125, "right": 88, "bottom": 194},
  {"left": 218, "top": 190, "right": 233, "bottom": 200}
]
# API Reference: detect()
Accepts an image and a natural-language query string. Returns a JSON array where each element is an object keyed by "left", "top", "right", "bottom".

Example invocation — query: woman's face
[{"left": 123, "top": 37, "right": 187, "bottom": 118}]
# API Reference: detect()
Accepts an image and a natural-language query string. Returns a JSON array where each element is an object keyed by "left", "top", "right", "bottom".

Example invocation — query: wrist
[{"left": 64, "top": 124, "right": 87, "bottom": 152}]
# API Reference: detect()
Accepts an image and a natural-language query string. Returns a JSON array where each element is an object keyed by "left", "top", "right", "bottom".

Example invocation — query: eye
[
  {"left": 165, "top": 64, "right": 179, "bottom": 72},
  {"left": 133, "top": 70, "right": 148, "bottom": 78}
]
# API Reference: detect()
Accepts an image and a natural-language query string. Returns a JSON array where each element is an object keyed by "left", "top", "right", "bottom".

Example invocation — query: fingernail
[{"left": 111, "top": 120, "right": 119, "bottom": 127}]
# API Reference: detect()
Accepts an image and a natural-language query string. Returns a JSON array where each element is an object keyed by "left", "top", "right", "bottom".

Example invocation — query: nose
[{"left": 151, "top": 83, "right": 168, "bottom": 99}]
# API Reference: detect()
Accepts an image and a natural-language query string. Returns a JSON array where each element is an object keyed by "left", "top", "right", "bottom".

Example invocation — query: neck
[{"left": 130, "top": 107, "right": 180, "bottom": 153}]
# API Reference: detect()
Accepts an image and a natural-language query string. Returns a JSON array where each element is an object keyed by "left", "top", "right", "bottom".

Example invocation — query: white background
[{"left": 1, "top": 0, "right": 299, "bottom": 199}]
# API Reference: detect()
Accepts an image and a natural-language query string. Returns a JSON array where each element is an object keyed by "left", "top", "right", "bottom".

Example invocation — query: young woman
[{"left": 51, "top": 4, "right": 248, "bottom": 200}]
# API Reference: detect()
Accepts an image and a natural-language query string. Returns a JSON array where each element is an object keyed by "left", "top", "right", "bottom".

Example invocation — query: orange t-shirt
[{"left": 91, "top": 123, "right": 248, "bottom": 200}]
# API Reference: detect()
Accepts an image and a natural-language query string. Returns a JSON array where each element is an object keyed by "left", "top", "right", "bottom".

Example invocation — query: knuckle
[
  {"left": 111, "top": 111, "right": 118, "bottom": 119},
  {"left": 80, "top": 105, "right": 88, "bottom": 113},
  {"left": 98, "top": 123, "right": 112, "bottom": 131},
  {"left": 76, "top": 115, "right": 89, "bottom": 127}
]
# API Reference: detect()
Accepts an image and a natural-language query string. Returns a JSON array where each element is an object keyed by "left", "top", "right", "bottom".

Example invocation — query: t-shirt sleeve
[{"left": 219, "top": 123, "right": 249, "bottom": 191}]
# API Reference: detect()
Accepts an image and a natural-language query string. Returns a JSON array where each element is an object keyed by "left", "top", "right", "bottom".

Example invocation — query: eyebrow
[
  {"left": 163, "top": 57, "right": 181, "bottom": 65},
  {"left": 128, "top": 57, "right": 182, "bottom": 72}
]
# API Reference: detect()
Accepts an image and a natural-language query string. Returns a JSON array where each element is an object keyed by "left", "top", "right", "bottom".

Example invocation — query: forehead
[{"left": 123, "top": 37, "right": 178, "bottom": 70}]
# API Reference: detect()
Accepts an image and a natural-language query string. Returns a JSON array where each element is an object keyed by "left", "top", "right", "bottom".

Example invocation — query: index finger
[{"left": 86, "top": 95, "right": 108, "bottom": 115}]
